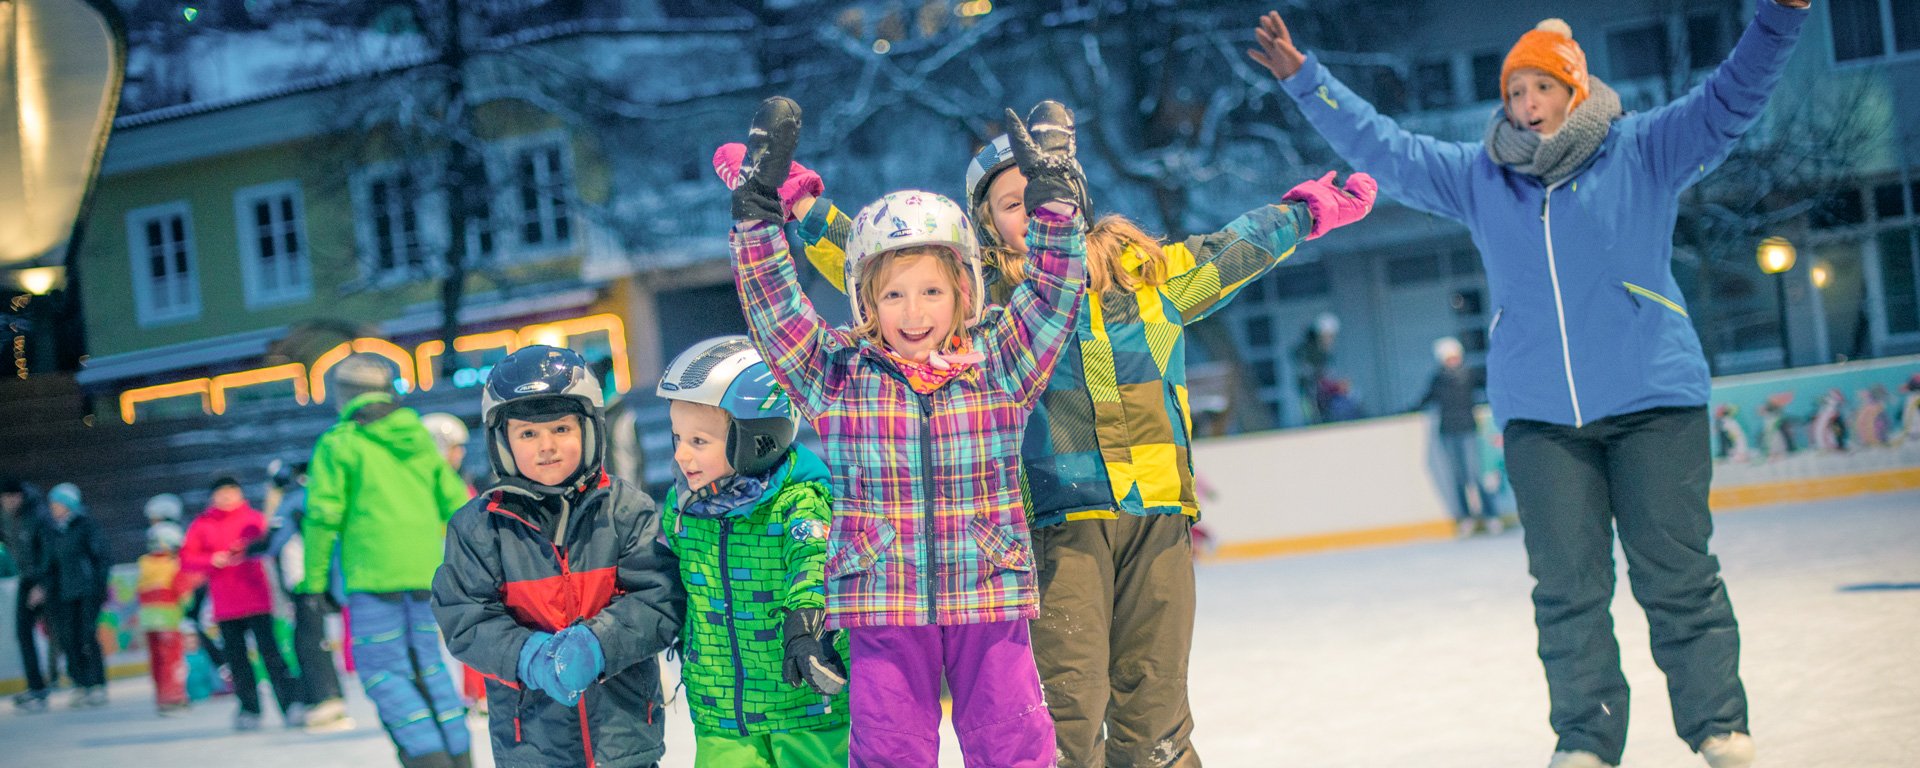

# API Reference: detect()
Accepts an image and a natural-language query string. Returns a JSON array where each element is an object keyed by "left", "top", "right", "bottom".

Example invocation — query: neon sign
[{"left": 118, "top": 312, "right": 631, "bottom": 423}]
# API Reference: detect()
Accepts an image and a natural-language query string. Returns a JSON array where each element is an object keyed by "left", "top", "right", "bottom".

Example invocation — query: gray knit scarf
[{"left": 1484, "top": 77, "right": 1622, "bottom": 186}]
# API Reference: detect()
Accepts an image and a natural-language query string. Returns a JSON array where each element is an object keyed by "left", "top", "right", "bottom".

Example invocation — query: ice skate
[
  {"left": 1547, "top": 750, "right": 1613, "bottom": 768},
  {"left": 1700, "top": 732, "right": 1754, "bottom": 768}
]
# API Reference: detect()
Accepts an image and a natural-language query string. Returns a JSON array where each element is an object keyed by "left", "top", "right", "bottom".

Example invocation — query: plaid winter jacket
[
  {"left": 432, "top": 471, "right": 685, "bottom": 768},
  {"left": 731, "top": 212, "right": 1087, "bottom": 629},
  {"left": 662, "top": 444, "right": 848, "bottom": 736},
  {"left": 795, "top": 199, "right": 1312, "bottom": 527}
]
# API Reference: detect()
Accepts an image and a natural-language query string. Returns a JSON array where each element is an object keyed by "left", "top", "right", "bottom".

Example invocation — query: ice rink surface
[{"left": 4, "top": 490, "right": 1913, "bottom": 766}]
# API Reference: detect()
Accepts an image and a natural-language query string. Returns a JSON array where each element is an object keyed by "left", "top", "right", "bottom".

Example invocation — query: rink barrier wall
[{"left": 1192, "top": 355, "right": 1920, "bottom": 561}]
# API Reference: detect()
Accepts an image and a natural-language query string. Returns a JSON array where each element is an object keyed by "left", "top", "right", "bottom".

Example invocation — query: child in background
[
  {"left": 433, "top": 346, "right": 686, "bottom": 768},
  {"left": 138, "top": 522, "right": 190, "bottom": 716},
  {"left": 727, "top": 96, "right": 1085, "bottom": 766},
  {"left": 181, "top": 474, "right": 300, "bottom": 730},
  {"left": 657, "top": 336, "right": 848, "bottom": 766},
  {"left": 419, "top": 412, "right": 488, "bottom": 716}
]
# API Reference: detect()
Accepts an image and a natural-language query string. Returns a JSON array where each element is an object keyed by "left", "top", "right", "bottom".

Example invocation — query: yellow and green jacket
[{"left": 793, "top": 198, "right": 1312, "bottom": 527}]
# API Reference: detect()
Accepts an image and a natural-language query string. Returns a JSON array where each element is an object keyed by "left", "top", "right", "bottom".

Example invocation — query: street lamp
[
  {"left": 1757, "top": 236, "right": 1797, "bottom": 368},
  {"left": 16, "top": 266, "right": 60, "bottom": 295}
]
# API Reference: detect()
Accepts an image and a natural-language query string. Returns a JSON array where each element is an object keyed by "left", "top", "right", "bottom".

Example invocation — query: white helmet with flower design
[{"left": 844, "top": 190, "right": 984, "bottom": 328}]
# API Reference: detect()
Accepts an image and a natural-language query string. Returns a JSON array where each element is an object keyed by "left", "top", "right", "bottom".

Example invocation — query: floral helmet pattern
[{"left": 844, "top": 190, "right": 985, "bottom": 328}]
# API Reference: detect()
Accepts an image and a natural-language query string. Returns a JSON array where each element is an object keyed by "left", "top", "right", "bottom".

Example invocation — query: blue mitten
[
  {"left": 549, "top": 625, "right": 606, "bottom": 701},
  {"left": 517, "top": 631, "right": 558, "bottom": 697}
]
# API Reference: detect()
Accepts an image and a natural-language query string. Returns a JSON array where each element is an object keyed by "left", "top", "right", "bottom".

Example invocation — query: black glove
[
  {"left": 733, "top": 96, "right": 803, "bottom": 226},
  {"left": 781, "top": 607, "right": 847, "bottom": 696},
  {"left": 1004, "top": 100, "right": 1091, "bottom": 217}
]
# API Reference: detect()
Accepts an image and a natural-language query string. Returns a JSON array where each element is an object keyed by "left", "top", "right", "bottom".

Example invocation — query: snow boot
[
  {"left": 1547, "top": 751, "right": 1614, "bottom": 768},
  {"left": 1700, "top": 732, "right": 1755, "bottom": 768}
]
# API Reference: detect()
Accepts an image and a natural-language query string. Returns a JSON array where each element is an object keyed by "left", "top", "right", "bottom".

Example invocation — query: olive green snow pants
[{"left": 1032, "top": 512, "right": 1201, "bottom": 768}]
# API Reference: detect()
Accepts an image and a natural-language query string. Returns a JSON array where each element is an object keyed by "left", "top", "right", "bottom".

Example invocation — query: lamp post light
[{"left": 1757, "top": 236, "right": 1797, "bottom": 368}]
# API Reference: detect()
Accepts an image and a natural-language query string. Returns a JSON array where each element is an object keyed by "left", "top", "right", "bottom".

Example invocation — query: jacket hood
[
  {"left": 755, "top": 443, "right": 828, "bottom": 508},
  {"left": 339, "top": 393, "right": 442, "bottom": 462}
]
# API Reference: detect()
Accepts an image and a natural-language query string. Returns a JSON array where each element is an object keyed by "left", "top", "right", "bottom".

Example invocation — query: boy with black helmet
[
  {"left": 656, "top": 336, "right": 848, "bottom": 766},
  {"left": 433, "top": 345, "right": 686, "bottom": 768}
]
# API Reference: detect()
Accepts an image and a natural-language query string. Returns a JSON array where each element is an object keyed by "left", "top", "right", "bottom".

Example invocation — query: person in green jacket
[
  {"left": 302, "top": 353, "right": 474, "bottom": 768},
  {"left": 656, "top": 336, "right": 849, "bottom": 767}
]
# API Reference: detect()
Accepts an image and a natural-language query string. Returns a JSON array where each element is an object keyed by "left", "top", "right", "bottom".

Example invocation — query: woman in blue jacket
[{"left": 1249, "top": 2, "right": 1811, "bottom": 767}]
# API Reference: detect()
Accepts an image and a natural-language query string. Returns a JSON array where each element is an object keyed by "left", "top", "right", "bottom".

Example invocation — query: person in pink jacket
[{"left": 181, "top": 474, "right": 300, "bottom": 730}]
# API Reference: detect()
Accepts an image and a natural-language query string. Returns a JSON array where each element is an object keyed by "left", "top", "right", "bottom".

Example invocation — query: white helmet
[
  {"left": 144, "top": 493, "right": 184, "bottom": 523},
  {"left": 420, "top": 412, "right": 472, "bottom": 453},
  {"left": 657, "top": 336, "right": 798, "bottom": 477},
  {"left": 845, "top": 191, "right": 984, "bottom": 328},
  {"left": 147, "top": 522, "right": 185, "bottom": 552},
  {"left": 1432, "top": 336, "right": 1464, "bottom": 363},
  {"left": 1315, "top": 312, "right": 1341, "bottom": 336}
]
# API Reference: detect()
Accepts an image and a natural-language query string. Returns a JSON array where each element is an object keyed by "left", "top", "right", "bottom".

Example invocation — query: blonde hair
[
  {"left": 852, "top": 246, "right": 975, "bottom": 346},
  {"left": 972, "top": 206, "right": 1170, "bottom": 298}
]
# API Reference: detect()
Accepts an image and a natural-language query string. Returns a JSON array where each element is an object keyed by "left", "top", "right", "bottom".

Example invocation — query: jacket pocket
[
  {"left": 968, "top": 516, "right": 1034, "bottom": 572},
  {"left": 1621, "top": 282, "right": 1689, "bottom": 318},
  {"left": 824, "top": 520, "right": 896, "bottom": 580}
]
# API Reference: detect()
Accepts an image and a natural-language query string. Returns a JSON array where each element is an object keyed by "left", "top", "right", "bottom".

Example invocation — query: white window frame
[
  {"left": 494, "top": 130, "right": 577, "bottom": 258},
  {"left": 232, "top": 180, "right": 313, "bottom": 308},
  {"left": 351, "top": 161, "right": 440, "bottom": 284},
  {"left": 1828, "top": 0, "right": 1920, "bottom": 68},
  {"left": 125, "top": 201, "right": 202, "bottom": 326}
]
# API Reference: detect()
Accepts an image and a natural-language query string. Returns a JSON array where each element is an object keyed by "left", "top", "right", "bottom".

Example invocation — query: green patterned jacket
[{"left": 662, "top": 443, "right": 848, "bottom": 735}]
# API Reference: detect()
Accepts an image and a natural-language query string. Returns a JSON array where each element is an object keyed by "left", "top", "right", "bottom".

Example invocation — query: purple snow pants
[{"left": 849, "top": 619, "right": 1056, "bottom": 768}]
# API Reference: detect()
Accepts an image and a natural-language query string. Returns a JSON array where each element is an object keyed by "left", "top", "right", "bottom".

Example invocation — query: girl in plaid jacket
[{"left": 726, "top": 96, "right": 1087, "bottom": 767}]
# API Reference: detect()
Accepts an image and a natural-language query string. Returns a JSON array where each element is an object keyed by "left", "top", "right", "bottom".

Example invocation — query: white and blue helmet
[{"left": 657, "top": 336, "right": 797, "bottom": 477}]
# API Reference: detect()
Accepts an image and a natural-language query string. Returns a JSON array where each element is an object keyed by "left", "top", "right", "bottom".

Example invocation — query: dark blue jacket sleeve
[{"left": 431, "top": 503, "right": 544, "bottom": 685}]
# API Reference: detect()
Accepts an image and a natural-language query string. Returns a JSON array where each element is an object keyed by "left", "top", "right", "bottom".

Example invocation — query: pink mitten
[
  {"left": 712, "top": 143, "right": 824, "bottom": 222},
  {"left": 1281, "top": 171, "right": 1378, "bottom": 240}
]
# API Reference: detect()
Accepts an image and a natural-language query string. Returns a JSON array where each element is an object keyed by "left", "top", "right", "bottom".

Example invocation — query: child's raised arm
[
  {"left": 1164, "top": 171, "right": 1375, "bottom": 324},
  {"left": 730, "top": 97, "right": 857, "bottom": 421},
  {"left": 713, "top": 142, "right": 852, "bottom": 294},
  {"left": 979, "top": 101, "right": 1090, "bottom": 409}
]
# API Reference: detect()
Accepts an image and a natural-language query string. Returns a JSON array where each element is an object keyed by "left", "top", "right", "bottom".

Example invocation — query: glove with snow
[
  {"left": 546, "top": 624, "right": 605, "bottom": 703},
  {"left": 1281, "top": 171, "right": 1378, "bottom": 240},
  {"left": 732, "top": 96, "right": 803, "bottom": 227},
  {"left": 517, "top": 631, "right": 562, "bottom": 700},
  {"left": 781, "top": 607, "right": 847, "bottom": 696},
  {"left": 712, "top": 142, "right": 823, "bottom": 222},
  {"left": 1004, "top": 100, "right": 1091, "bottom": 218}
]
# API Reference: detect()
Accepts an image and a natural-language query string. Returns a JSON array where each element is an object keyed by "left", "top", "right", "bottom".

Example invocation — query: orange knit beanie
[{"left": 1501, "top": 19, "right": 1589, "bottom": 109}]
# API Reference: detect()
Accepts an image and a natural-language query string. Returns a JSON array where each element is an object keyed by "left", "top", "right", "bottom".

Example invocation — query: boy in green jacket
[{"left": 656, "top": 336, "right": 848, "bottom": 767}]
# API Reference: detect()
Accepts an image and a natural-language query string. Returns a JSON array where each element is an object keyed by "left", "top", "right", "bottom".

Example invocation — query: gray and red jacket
[{"left": 432, "top": 471, "right": 685, "bottom": 768}]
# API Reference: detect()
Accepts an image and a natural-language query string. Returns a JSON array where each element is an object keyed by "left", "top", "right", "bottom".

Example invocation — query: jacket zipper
[
  {"left": 1541, "top": 181, "right": 1583, "bottom": 427},
  {"left": 917, "top": 392, "right": 938, "bottom": 625},
  {"left": 719, "top": 522, "right": 749, "bottom": 735},
  {"left": 503, "top": 494, "right": 598, "bottom": 768}
]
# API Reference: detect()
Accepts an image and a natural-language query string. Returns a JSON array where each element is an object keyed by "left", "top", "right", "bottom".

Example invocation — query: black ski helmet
[{"left": 481, "top": 345, "right": 607, "bottom": 493}]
